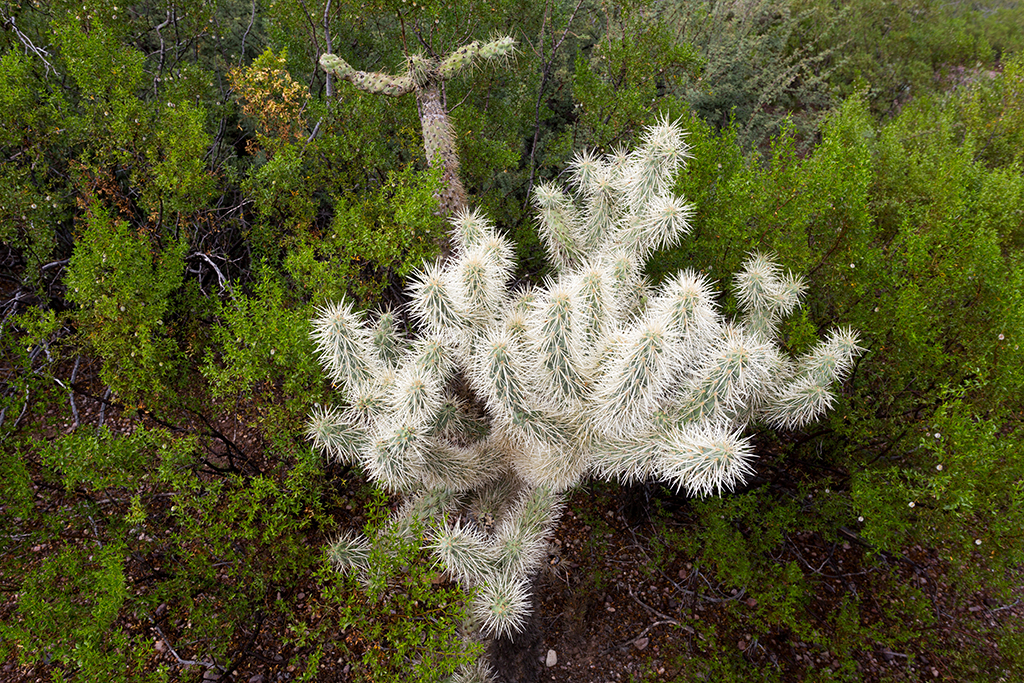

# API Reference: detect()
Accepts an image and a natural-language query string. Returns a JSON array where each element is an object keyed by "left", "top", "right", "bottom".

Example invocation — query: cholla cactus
[
  {"left": 308, "top": 119, "right": 863, "bottom": 651},
  {"left": 320, "top": 37, "right": 515, "bottom": 217}
]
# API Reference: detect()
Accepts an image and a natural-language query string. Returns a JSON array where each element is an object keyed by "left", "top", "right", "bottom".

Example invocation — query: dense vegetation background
[{"left": 2, "top": 0, "right": 1023, "bottom": 680}]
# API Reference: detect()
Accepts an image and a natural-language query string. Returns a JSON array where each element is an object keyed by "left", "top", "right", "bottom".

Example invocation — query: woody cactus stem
[
  {"left": 320, "top": 37, "right": 515, "bottom": 217},
  {"left": 307, "top": 119, "right": 863, "bottom": 681}
]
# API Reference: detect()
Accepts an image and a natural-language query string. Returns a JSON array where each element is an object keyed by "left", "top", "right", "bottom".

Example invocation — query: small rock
[
  {"left": 634, "top": 637, "right": 649, "bottom": 651},
  {"left": 545, "top": 649, "right": 557, "bottom": 667},
  {"left": 249, "top": 675, "right": 265, "bottom": 683},
  {"left": 738, "top": 640, "right": 746, "bottom": 650},
  {"left": 678, "top": 568, "right": 688, "bottom": 580},
  {"left": 745, "top": 597, "right": 757, "bottom": 608}
]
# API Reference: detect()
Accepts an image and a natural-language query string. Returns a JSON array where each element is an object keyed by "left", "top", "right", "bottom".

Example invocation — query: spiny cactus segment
[
  {"left": 308, "top": 119, "right": 864, "bottom": 669},
  {"left": 320, "top": 36, "right": 516, "bottom": 217}
]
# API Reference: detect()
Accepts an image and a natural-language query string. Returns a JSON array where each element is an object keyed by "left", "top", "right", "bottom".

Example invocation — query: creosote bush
[{"left": 307, "top": 119, "right": 862, "bottom": 678}]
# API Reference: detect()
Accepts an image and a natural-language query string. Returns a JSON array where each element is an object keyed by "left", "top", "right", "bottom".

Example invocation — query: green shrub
[
  {"left": 40, "top": 426, "right": 165, "bottom": 493},
  {"left": 0, "top": 542, "right": 164, "bottom": 682},
  {"left": 202, "top": 261, "right": 325, "bottom": 431},
  {"left": 1, "top": 421, "right": 345, "bottom": 680},
  {"left": 283, "top": 164, "right": 444, "bottom": 304},
  {"left": 853, "top": 398, "right": 1024, "bottom": 595},
  {"left": 958, "top": 53, "right": 1024, "bottom": 170},
  {"left": 65, "top": 206, "right": 187, "bottom": 408},
  {"left": 655, "top": 89, "right": 1024, "bottom": 600},
  {"left": 798, "top": 0, "right": 1015, "bottom": 116},
  {"left": 323, "top": 487, "right": 480, "bottom": 682}
]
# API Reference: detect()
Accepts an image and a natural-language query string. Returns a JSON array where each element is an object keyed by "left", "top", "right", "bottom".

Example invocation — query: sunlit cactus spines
[
  {"left": 308, "top": 119, "right": 863, "bottom": 661},
  {"left": 320, "top": 36, "right": 515, "bottom": 217}
]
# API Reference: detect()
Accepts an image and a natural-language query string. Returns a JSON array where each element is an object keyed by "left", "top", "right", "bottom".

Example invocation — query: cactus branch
[{"left": 320, "top": 36, "right": 514, "bottom": 218}]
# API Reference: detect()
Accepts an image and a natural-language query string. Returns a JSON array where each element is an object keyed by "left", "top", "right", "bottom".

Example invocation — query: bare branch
[
  {"left": 188, "top": 251, "right": 232, "bottom": 294},
  {"left": 152, "top": 11, "right": 171, "bottom": 96},
  {"left": 68, "top": 355, "right": 80, "bottom": 428},
  {"left": 525, "top": 0, "right": 586, "bottom": 205},
  {"left": 97, "top": 386, "right": 112, "bottom": 432},
  {"left": 150, "top": 622, "right": 228, "bottom": 674},
  {"left": 1, "top": 11, "right": 60, "bottom": 77},
  {"left": 239, "top": 0, "right": 257, "bottom": 68},
  {"left": 40, "top": 259, "right": 69, "bottom": 272},
  {"left": 322, "top": 0, "right": 334, "bottom": 97}
]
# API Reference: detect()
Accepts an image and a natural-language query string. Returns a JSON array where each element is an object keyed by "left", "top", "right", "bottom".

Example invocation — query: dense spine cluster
[{"left": 307, "top": 119, "right": 862, "bottom": 678}]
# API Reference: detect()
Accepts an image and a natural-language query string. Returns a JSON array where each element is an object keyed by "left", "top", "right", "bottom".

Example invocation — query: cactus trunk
[
  {"left": 321, "top": 37, "right": 514, "bottom": 222},
  {"left": 417, "top": 81, "right": 467, "bottom": 217}
]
